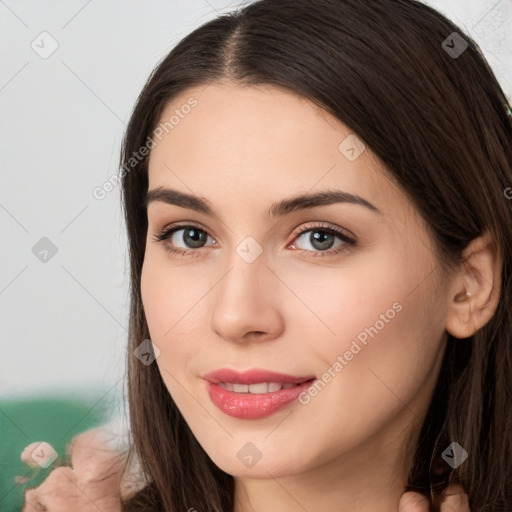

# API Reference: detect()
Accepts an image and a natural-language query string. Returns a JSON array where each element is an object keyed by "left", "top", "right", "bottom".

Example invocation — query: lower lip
[{"left": 204, "top": 379, "right": 316, "bottom": 419}]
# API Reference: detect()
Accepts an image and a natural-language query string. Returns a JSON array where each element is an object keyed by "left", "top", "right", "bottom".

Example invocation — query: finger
[
  {"left": 36, "top": 466, "right": 77, "bottom": 500},
  {"left": 67, "top": 428, "right": 127, "bottom": 482},
  {"left": 440, "top": 485, "right": 469, "bottom": 512},
  {"left": 22, "top": 488, "right": 39, "bottom": 512},
  {"left": 36, "top": 466, "right": 123, "bottom": 512},
  {"left": 24, "top": 466, "right": 104, "bottom": 512},
  {"left": 21, "top": 443, "right": 46, "bottom": 467},
  {"left": 68, "top": 427, "right": 126, "bottom": 464},
  {"left": 398, "top": 491, "right": 430, "bottom": 511}
]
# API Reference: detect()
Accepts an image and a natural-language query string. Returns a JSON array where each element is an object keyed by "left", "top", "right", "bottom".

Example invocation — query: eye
[
  {"left": 152, "top": 221, "right": 356, "bottom": 259},
  {"left": 289, "top": 222, "right": 356, "bottom": 258},
  {"left": 152, "top": 223, "right": 216, "bottom": 258}
]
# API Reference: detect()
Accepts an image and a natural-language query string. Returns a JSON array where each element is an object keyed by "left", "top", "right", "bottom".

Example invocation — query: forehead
[{"left": 147, "top": 81, "right": 411, "bottom": 221}]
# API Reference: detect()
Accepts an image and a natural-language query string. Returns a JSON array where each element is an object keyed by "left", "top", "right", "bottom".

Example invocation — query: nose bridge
[
  {"left": 219, "top": 235, "right": 269, "bottom": 310},
  {"left": 210, "top": 235, "right": 282, "bottom": 342}
]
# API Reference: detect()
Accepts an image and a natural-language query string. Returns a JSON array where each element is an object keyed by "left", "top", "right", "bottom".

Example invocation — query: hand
[
  {"left": 400, "top": 485, "right": 470, "bottom": 511},
  {"left": 20, "top": 427, "right": 139, "bottom": 512}
]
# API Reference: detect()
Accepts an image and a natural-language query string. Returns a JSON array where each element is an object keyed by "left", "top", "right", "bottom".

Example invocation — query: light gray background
[{"left": 1, "top": 0, "right": 511, "bottom": 416}]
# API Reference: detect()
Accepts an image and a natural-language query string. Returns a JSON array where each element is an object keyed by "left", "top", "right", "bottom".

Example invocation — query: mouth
[
  {"left": 202, "top": 368, "right": 316, "bottom": 419},
  {"left": 202, "top": 368, "right": 315, "bottom": 385},
  {"left": 217, "top": 382, "right": 301, "bottom": 393}
]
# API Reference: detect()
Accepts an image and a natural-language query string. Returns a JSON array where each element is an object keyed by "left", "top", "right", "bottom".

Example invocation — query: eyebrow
[{"left": 143, "top": 187, "right": 382, "bottom": 218}]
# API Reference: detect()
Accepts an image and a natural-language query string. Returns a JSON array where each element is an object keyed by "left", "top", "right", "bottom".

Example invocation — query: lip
[
  {"left": 203, "top": 368, "right": 315, "bottom": 385},
  {"left": 202, "top": 368, "right": 316, "bottom": 419}
]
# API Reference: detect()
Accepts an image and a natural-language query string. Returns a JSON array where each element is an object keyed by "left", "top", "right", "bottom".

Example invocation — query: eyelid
[
  {"left": 290, "top": 221, "right": 355, "bottom": 241},
  {"left": 152, "top": 221, "right": 216, "bottom": 245}
]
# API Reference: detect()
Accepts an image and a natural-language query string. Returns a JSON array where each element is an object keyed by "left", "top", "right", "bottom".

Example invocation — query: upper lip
[{"left": 202, "top": 368, "right": 316, "bottom": 385}]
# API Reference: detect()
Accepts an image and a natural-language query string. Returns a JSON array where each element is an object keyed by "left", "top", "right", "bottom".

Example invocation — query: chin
[{"left": 203, "top": 446, "right": 309, "bottom": 480}]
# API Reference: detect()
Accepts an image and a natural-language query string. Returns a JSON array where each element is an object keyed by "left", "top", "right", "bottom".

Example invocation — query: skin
[
  {"left": 20, "top": 428, "right": 139, "bottom": 511},
  {"left": 21, "top": 81, "right": 500, "bottom": 511}
]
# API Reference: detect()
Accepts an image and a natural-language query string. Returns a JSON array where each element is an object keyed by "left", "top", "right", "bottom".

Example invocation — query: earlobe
[{"left": 445, "top": 231, "right": 502, "bottom": 339}]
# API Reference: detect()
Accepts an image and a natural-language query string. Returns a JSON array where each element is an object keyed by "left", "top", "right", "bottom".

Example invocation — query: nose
[{"left": 210, "top": 250, "right": 284, "bottom": 344}]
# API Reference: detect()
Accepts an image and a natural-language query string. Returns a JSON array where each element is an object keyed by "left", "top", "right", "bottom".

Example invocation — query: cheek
[
  {"left": 277, "top": 249, "right": 413, "bottom": 356},
  {"left": 318, "top": 288, "right": 445, "bottom": 447},
  {"left": 141, "top": 249, "right": 194, "bottom": 337},
  {"left": 282, "top": 247, "right": 445, "bottom": 403},
  {"left": 140, "top": 250, "right": 209, "bottom": 371}
]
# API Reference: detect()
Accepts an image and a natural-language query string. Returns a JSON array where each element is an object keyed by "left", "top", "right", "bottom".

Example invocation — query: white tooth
[
  {"left": 221, "top": 382, "right": 296, "bottom": 393},
  {"left": 249, "top": 383, "right": 269, "bottom": 394}
]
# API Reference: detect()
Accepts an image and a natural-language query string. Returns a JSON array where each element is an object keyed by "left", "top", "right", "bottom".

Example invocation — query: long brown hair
[{"left": 118, "top": 0, "right": 512, "bottom": 510}]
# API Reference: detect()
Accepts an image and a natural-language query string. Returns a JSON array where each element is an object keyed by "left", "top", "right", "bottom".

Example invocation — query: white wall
[
  {"left": 1, "top": 0, "right": 510, "bottom": 407},
  {"left": 423, "top": 0, "right": 512, "bottom": 99}
]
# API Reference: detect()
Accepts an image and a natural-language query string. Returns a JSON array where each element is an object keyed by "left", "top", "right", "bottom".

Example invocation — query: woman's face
[{"left": 141, "top": 81, "right": 450, "bottom": 481}]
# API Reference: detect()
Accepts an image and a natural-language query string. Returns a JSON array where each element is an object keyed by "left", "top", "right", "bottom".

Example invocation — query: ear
[{"left": 445, "top": 230, "right": 502, "bottom": 339}]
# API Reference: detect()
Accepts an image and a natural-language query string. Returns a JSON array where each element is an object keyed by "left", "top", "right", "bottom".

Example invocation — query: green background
[{"left": 0, "top": 394, "right": 114, "bottom": 512}]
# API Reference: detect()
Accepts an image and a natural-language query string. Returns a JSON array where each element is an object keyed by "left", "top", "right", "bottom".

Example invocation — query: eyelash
[{"left": 151, "top": 222, "right": 357, "bottom": 259}]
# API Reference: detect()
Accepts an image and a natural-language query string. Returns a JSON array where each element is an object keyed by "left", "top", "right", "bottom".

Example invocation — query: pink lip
[
  {"left": 203, "top": 368, "right": 316, "bottom": 419},
  {"left": 203, "top": 368, "right": 315, "bottom": 385}
]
